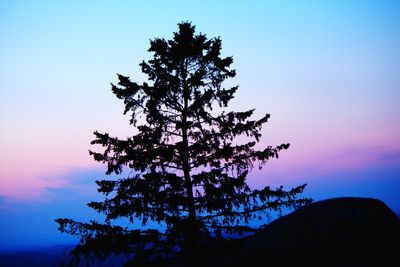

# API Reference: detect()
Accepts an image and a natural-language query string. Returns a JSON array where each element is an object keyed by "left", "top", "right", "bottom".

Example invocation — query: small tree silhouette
[{"left": 56, "top": 22, "right": 311, "bottom": 266}]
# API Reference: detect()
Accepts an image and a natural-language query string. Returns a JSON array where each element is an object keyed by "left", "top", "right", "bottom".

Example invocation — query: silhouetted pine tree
[{"left": 56, "top": 22, "right": 311, "bottom": 266}]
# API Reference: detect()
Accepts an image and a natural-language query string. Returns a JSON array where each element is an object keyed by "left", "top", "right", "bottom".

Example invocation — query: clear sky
[{"left": 0, "top": 0, "right": 399, "bottom": 250}]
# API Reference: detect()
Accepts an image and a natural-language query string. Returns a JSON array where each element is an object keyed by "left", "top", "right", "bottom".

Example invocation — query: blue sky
[{"left": 0, "top": 0, "right": 399, "bottom": 250}]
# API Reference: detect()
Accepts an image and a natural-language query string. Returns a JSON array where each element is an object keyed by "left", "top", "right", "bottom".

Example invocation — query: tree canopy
[{"left": 56, "top": 22, "right": 311, "bottom": 266}]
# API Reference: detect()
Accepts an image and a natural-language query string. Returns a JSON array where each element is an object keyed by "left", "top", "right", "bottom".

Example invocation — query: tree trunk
[{"left": 181, "top": 70, "right": 197, "bottom": 254}]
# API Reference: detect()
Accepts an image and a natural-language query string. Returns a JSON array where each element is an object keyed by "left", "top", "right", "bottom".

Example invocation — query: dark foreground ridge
[
  {"left": 167, "top": 197, "right": 400, "bottom": 267},
  {"left": 1, "top": 197, "right": 398, "bottom": 266},
  {"left": 237, "top": 197, "right": 400, "bottom": 267}
]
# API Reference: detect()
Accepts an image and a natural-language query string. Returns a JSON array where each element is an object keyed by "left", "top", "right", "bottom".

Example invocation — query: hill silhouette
[
  {"left": 238, "top": 197, "right": 399, "bottom": 266},
  {"left": 162, "top": 197, "right": 399, "bottom": 267}
]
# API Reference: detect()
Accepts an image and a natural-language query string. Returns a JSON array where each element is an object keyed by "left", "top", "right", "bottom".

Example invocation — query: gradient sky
[{"left": 0, "top": 0, "right": 399, "bottom": 250}]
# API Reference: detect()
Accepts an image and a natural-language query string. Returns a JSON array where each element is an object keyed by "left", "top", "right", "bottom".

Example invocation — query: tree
[{"left": 56, "top": 22, "right": 311, "bottom": 266}]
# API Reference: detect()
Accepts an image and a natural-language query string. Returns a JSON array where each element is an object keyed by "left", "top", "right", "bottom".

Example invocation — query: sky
[{"left": 0, "top": 0, "right": 399, "bottom": 250}]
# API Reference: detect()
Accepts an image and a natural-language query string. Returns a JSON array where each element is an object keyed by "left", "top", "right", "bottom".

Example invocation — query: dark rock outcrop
[{"left": 238, "top": 197, "right": 400, "bottom": 266}]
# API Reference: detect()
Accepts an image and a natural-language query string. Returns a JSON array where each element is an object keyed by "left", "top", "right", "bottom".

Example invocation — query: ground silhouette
[
  {"left": 2, "top": 197, "right": 397, "bottom": 266},
  {"left": 154, "top": 197, "right": 399, "bottom": 267},
  {"left": 228, "top": 197, "right": 399, "bottom": 267}
]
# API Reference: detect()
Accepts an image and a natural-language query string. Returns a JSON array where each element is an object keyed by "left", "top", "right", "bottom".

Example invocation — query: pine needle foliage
[{"left": 56, "top": 22, "right": 311, "bottom": 266}]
